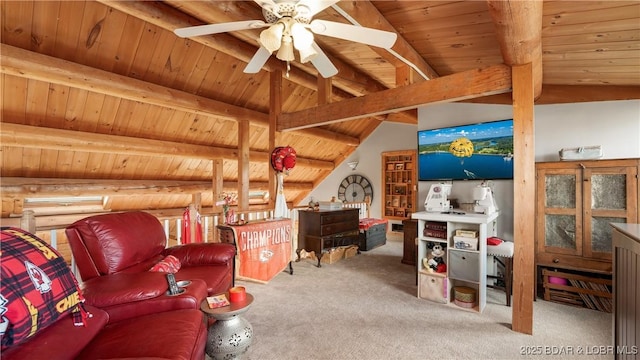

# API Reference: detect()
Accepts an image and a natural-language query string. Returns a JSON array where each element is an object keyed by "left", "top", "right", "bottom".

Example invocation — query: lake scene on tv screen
[{"left": 418, "top": 119, "right": 514, "bottom": 180}]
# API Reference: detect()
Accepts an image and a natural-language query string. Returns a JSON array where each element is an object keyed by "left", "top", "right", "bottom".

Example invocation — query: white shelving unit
[{"left": 412, "top": 211, "right": 499, "bottom": 313}]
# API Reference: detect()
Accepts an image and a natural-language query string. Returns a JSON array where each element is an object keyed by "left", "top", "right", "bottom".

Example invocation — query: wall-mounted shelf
[{"left": 381, "top": 150, "right": 417, "bottom": 221}]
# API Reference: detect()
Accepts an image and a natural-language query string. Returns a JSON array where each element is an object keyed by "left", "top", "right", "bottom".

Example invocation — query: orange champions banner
[{"left": 229, "top": 218, "right": 292, "bottom": 283}]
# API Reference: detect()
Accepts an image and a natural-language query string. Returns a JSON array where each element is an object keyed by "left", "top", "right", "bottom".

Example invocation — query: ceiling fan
[{"left": 174, "top": 0, "right": 397, "bottom": 78}]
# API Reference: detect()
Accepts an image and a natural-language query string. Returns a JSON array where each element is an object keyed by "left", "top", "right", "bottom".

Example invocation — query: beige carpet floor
[{"left": 230, "top": 235, "right": 612, "bottom": 360}]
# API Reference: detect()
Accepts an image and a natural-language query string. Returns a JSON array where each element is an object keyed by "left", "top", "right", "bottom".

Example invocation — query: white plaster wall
[
  {"left": 534, "top": 100, "right": 640, "bottom": 161},
  {"left": 304, "top": 100, "right": 640, "bottom": 240},
  {"left": 300, "top": 121, "right": 418, "bottom": 222}
]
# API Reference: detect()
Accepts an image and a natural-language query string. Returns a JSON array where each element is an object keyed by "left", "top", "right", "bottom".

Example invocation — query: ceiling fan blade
[
  {"left": 174, "top": 20, "right": 267, "bottom": 38},
  {"left": 243, "top": 46, "right": 273, "bottom": 74},
  {"left": 309, "top": 43, "right": 338, "bottom": 78},
  {"left": 297, "top": 0, "right": 340, "bottom": 16},
  {"left": 309, "top": 20, "right": 397, "bottom": 49}
]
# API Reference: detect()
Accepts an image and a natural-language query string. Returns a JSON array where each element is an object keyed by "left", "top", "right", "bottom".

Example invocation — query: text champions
[{"left": 238, "top": 224, "right": 292, "bottom": 252}]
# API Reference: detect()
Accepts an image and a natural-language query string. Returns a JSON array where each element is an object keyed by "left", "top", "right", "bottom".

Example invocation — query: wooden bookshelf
[{"left": 381, "top": 150, "right": 417, "bottom": 221}]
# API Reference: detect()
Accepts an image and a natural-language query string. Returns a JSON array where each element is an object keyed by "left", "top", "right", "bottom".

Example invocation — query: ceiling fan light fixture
[
  {"left": 297, "top": 44, "right": 318, "bottom": 63},
  {"left": 293, "top": 4, "right": 312, "bottom": 23},
  {"left": 260, "top": 23, "right": 285, "bottom": 53},
  {"left": 276, "top": 36, "right": 295, "bottom": 61},
  {"left": 177, "top": 0, "right": 397, "bottom": 78},
  {"left": 291, "top": 22, "right": 316, "bottom": 63},
  {"left": 291, "top": 22, "right": 314, "bottom": 49}
]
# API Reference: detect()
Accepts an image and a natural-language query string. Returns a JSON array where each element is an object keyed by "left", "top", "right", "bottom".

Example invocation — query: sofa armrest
[
  {"left": 163, "top": 243, "right": 236, "bottom": 267},
  {"left": 92, "top": 279, "right": 208, "bottom": 323},
  {"left": 80, "top": 272, "right": 167, "bottom": 308}
]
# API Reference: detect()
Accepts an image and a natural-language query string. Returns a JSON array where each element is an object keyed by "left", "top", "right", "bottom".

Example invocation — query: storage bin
[
  {"left": 455, "top": 229, "right": 478, "bottom": 238},
  {"left": 453, "top": 286, "right": 477, "bottom": 308},
  {"left": 343, "top": 245, "right": 359, "bottom": 259},
  {"left": 418, "top": 273, "right": 450, "bottom": 304},
  {"left": 453, "top": 236, "right": 478, "bottom": 250},
  {"left": 320, "top": 247, "right": 346, "bottom": 264},
  {"left": 448, "top": 250, "right": 479, "bottom": 282}
]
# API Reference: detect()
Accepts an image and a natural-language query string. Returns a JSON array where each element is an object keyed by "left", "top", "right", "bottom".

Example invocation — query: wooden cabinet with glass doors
[
  {"left": 382, "top": 150, "right": 417, "bottom": 220},
  {"left": 535, "top": 158, "right": 639, "bottom": 274}
]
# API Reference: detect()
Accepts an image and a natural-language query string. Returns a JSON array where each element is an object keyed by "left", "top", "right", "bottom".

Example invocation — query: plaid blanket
[{"left": 1, "top": 227, "right": 88, "bottom": 349}]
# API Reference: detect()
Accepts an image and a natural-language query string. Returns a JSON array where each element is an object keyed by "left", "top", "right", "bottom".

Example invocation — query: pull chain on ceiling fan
[{"left": 174, "top": 0, "right": 398, "bottom": 78}]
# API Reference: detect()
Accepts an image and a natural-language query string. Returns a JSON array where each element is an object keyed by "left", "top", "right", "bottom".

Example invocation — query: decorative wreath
[{"left": 271, "top": 146, "right": 297, "bottom": 173}]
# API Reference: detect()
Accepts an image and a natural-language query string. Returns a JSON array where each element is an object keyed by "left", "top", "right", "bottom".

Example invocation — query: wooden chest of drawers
[{"left": 297, "top": 209, "right": 359, "bottom": 267}]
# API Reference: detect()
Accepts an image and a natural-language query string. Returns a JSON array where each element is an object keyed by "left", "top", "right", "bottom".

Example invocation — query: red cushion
[
  {"left": 76, "top": 309, "right": 206, "bottom": 360},
  {"left": 487, "top": 237, "right": 504, "bottom": 246},
  {"left": 149, "top": 255, "right": 181, "bottom": 273}
]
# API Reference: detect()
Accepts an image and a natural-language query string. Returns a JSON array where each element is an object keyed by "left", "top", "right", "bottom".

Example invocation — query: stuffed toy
[{"left": 431, "top": 244, "right": 447, "bottom": 273}]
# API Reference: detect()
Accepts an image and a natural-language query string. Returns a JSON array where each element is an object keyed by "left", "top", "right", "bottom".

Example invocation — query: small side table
[{"left": 200, "top": 293, "right": 254, "bottom": 360}]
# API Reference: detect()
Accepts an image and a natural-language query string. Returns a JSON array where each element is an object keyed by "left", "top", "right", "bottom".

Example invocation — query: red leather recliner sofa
[
  {"left": 65, "top": 211, "right": 236, "bottom": 321},
  {"left": 1, "top": 226, "right": 209, "bottom": 360},
  {"left": 4, "top": 212, "right": 237, "bottom": 359}
]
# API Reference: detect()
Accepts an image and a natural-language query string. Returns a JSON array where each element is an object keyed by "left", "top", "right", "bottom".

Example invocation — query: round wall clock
[{"left": 337, "top": 174, "right": 374, "bottom": 203}]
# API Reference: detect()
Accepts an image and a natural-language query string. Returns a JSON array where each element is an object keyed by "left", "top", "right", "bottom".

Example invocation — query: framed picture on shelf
[{"left": 395, "top": 163, "right": 404, "bottom": 170}]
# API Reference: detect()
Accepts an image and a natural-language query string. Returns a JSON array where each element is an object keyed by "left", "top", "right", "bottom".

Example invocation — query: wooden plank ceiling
[{"left": 1, "top": 1, "right": 639, "bottom": 222}]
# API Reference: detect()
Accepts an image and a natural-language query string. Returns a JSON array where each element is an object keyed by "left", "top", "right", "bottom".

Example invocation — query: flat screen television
[{"left": 417, "top": 119, "right": 514, "bottom": 181}]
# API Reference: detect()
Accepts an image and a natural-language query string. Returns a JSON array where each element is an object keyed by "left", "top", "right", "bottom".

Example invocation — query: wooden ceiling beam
[
  {"left": 463, "top": 85, "right": 640, "bottom": 104},
  {"left": 278, "top": 64, "right": 513, "bottom": 130},
  {"left": 0, "top": 123, "right": 335, "bottom": 170},
  {"left": 1, "top": 177, "right": 313, "bottom": 198},
  {"left": 0, "top": 44, "right": 264, "bottom": 123},
  {"left": 1, "top": 178, "right": 212, "bottom": 198},
  {"left": 487, "top": 0, "right": 543, "bottom": 98},
  {"left": 0, "top": 44, "right": 359, "bottom": 145}
]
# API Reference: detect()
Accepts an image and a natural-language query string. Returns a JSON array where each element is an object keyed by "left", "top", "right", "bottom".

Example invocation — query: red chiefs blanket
[
  {"left": 1, "top": 227, "right": 88, "bottom": 349},
  {"left": 359, "top": 218, "right": 388, "bottom": 231}
]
